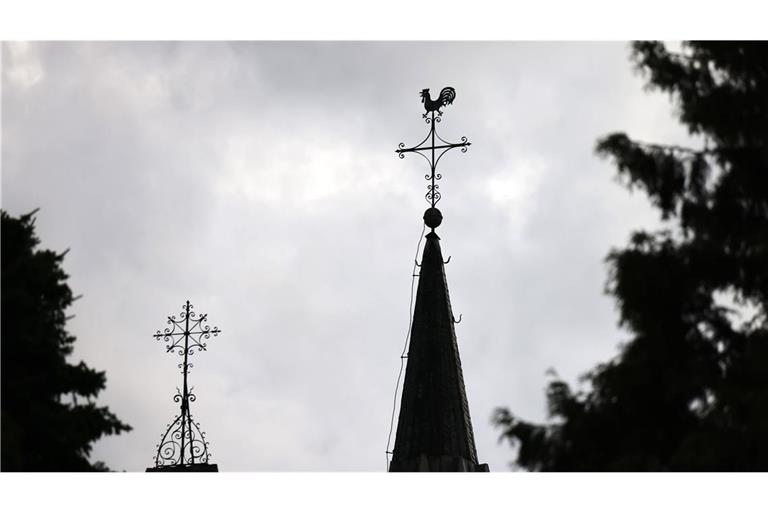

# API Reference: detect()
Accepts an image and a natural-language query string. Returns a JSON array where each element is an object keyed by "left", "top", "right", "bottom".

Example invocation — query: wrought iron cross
[
  {"left": 396, "top": 86, "right": 471, "bottom": 214},
  {"left": 151, "top": 300, "right": 221, "bottom": 468}
]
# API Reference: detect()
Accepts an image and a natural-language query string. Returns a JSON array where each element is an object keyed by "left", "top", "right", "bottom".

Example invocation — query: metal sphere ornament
[{"left": 423, "top": 207, "right": 443, "bottom": 229}]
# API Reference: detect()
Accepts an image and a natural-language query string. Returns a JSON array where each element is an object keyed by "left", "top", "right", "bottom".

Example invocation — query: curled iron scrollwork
[
  {"left": 426, "top": 184, "right": 442, "bottom": 205},
  {"left": 172, "top": 387, "right": 196, "bottom": 404},
  {"left": 154, "top": 302, "right": 220, "bottom": 355},
  {"left": 154, "top": 412, "right": 211, "bottom": 467}
]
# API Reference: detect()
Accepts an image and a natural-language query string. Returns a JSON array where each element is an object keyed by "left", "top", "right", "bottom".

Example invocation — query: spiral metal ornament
[
  {"left": 149, "top": 300, "right": 220, "bottom": 470},
  {"left": 154, "top": 302, "right": 220, "bottom": 356},
  {"left": 154, "top": 412, "right": 211, "bottom": 467},
  {"left": 395, "top": 86, "right": 471, "bottom": 210},
  {"left": 172, "top": 386, "right": 197, "bottom": 404},
  {"left": 426, "top": 185, "right": 441, "bottom": 205}
]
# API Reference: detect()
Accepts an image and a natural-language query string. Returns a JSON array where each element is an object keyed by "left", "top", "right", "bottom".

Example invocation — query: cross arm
[{"left": 396, "top": 141, "right": 471, "bottom": 155}]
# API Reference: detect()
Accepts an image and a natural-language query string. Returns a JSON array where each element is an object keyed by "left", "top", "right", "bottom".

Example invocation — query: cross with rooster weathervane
[{"left": 396, "top": 86, "right": 471, "bottom": 224}]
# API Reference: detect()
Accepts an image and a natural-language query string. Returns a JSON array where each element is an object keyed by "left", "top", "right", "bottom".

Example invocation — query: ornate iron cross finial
[
  {"left": 150, "top": 300, "right": 221, "bottom": 469},
  {"left": 396, "top": 86, "right": 471, "bottom": 230}
]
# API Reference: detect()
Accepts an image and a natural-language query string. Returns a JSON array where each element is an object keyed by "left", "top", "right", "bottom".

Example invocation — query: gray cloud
[{"left": 2, "top": 42, "right": 686, "bottom": 471}]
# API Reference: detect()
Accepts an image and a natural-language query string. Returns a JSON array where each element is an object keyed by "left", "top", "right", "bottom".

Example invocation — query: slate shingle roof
[{"left": 389, "top": 231, "right": 488, "bottom": 472}]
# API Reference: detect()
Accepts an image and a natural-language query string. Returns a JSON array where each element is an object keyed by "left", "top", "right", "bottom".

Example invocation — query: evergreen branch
[{"left": 635, "top": 140, "right": 714, "bottom": 157}]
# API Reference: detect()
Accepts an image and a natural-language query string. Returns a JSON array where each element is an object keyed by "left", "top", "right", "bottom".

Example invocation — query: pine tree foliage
[
  {"left": 1, "top": 210, "right": 132, "bottom": 471},
  {"left": 493, "top": 41, "right": 768, "bottom": 471}
]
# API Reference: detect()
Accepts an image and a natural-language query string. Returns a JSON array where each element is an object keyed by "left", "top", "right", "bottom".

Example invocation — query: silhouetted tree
[
  {"left": 1, "top": 210, "right": 131, "bottom": 471},
  {"left": 493, "top": 41, "right": 768, "bottom": 471}
]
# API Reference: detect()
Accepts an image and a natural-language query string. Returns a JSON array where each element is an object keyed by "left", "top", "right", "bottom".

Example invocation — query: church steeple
[{"left": 389, "top": 89, "right": 488, "bottom": 472}]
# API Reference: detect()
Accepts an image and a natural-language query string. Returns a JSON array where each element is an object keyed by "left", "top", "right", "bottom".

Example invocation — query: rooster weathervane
[{"left": 396, "top": 86, "right": 471, "bottom": 231}]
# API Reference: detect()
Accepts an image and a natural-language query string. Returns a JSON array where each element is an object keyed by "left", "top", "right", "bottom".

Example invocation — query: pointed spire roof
[{"left": 390, "top": 219, "right": 488, "bottom": 472}]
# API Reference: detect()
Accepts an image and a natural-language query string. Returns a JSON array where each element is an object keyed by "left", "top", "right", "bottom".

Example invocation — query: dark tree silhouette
[
  {"left": 493, "top": 41, "right": 768, "bottom": 471},
  {"left": 1, "top": 210, "right": 131, "bottom": 471}
]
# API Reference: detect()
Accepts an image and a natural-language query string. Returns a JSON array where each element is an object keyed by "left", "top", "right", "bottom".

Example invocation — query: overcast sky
[{"left": 2, "top": 41, "right": 689, "bottom": 471}]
